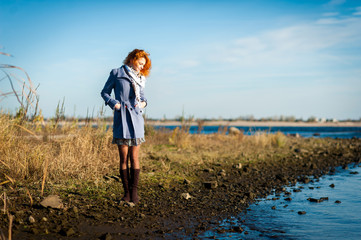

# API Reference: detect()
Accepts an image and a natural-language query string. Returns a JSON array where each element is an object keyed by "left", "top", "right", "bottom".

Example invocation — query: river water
[
  {"left": 154, "top": 126, "right": 361, "bottom": 139},
  {"left": 199, "top": 163, "right": 361, "bottom": 240}
]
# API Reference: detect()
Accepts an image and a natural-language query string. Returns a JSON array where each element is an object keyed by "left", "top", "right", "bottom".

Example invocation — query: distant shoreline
[{"left": 145, "top": 120, "right": 361, "bottom": 127}]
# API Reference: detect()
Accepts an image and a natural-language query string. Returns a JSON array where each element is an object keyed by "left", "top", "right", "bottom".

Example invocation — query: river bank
[
  {"left": 1, "top": 132, "right": 360, "bottom": 239},
  {"left": 52, "top": 120, "right": 361, "bottom": 128},
  {"left": 146, "top": 120, "right": 361, "bottom": 127}
]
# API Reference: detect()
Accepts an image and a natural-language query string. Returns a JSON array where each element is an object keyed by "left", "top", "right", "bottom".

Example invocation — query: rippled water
[{"left": 200, "top": 163, "right": 361, "bottom": 240}]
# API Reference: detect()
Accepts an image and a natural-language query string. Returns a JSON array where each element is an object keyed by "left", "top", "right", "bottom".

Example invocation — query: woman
[{"left": 101, "top": 49, "right": 151, "bottom": 204}]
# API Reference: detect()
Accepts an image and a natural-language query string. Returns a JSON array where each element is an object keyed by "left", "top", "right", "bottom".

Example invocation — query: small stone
[
  {"left": 350, "top": 171, "right": 359, "bottom": 175},
  {"left": 284, "top": 197, "right": 292, "bottom": 201},
  {"left": 183, "top": 179, "right": 191, "bottom": 185},
  {"left": 335, "top": 200, "right": 341, "bottom": 204},
  {"left": 245, "top": 192, "right": 256, "bottom": 199},
  {"left": 203, "top": 181, "right": 218, "bottom": 189},
  {"left": 126, "top": 202, "right": 136, "bottom": 208},
  {"left": 61, "top": 228, "right": 75, "bottom": 237},
  {"left": 40, "top": 195, "right": 64, "bottom": 209},
  {"left": 203, "top": 168, "right": 213, "bottom": 172},
  {"left": 233, "top": 163, "right": 242, "bottom": 169},
  {"left": 329, "top": 184, "right": 335, "bottom": 188},
  {"left": 232, "top": 226, "right": 244, "bottom": 232},
  {"left": 310, "top": 163, "right": 317, "bottom": 169},
  {"left": 298, "top": 211, "right": 306, "bottom": 215},
  {"left": 100, "top": 233, "right": 113, "bottom": 240},
  {"left": 302, "top": 177, "right": 310, "bottom": 184},
  {"left": 308, "top": 198, "right": 321, "bottom": 203},
  {"left": 42, "top": 217, "right": 48, "bottom": 222},
  {"left": 271, "top": 206, "right": 276, "bottom": 210},
  {"left": 28, "top": 216, "right": 36, "bottom": 223},
  {"left": 72, "top": 206, "right": 79, "bottom": 213},
  {"left": 181, "top": 193, "right": 192, "bottom": 200},
  {"left": 218, "top": 170, "right": 226, "bottom": 177}
]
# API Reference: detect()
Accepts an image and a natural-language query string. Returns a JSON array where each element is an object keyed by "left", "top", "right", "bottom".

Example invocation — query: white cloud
[
  {"left": 353, "top": 6, "right": 361, "bottom": 15},
  {"left": 206, "top": 14, "right": 361, "bottom": 70},
  {"left": 325, "top": 0, "right": 346, "bottom": 7},
  {"left": 179, "top": 59, "right": 200, "bottom": 68},
  {"left": 323, "top": 12, "right": 339, "bottom": 17}
]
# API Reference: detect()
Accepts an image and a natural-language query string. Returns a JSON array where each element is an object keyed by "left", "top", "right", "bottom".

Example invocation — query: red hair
[{"left": 123, "top": 49, "right": 152, "bottom": 77}]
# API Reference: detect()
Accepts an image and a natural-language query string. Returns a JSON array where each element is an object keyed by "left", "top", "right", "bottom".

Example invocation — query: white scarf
[{"left": 124, "top": 65, "right": 146, "bottom": 104}]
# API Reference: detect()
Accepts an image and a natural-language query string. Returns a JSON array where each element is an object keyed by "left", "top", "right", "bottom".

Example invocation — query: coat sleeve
[
  {"left": 140, "top": 86, "right": 147, "bottom": 108},
  {"left": 100, "top": 69, "right": 120, "bottom": 110}
]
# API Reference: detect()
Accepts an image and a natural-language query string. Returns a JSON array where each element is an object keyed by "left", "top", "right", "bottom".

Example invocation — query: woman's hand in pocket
[
  {"left": 140, "top": 101, "right": 147, "bottom": 108},
  {"left": 114, "top": 103, "right": 121, "bottom": 110}
]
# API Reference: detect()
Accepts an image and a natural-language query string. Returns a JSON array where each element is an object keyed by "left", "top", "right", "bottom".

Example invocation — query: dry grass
[
  {"left": 0, "top": 114, "right": 117, "bottom": 184},
  {"left": 0, "top": 113, "right": 292, "bottom": 192}
]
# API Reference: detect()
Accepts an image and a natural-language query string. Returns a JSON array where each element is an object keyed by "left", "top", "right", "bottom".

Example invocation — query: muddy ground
[{"left": 1, "top": 138, "right": 360, "bottom": 240}]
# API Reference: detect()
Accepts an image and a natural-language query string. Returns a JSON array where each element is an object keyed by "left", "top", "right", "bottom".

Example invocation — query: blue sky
[{"left": 1, "top": 0, "right": 360, "bottom": 120}]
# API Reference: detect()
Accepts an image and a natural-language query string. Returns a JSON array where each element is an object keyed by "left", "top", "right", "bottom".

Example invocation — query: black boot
[
  {"left": 130, "top": 169, "right": 140, "bottom": 204},
  {"left": 120, "top": 169, "right": 131, "bottom": 202}
]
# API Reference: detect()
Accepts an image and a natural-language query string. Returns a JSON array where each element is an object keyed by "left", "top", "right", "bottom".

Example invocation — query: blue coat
[{"left": 101, "top": 65, "right": 147, "bottom": 139}]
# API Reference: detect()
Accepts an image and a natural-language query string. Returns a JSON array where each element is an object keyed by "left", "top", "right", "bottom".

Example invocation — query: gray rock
[{"left": 40, "top": 195, "right": 64, "bottom": 209}]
